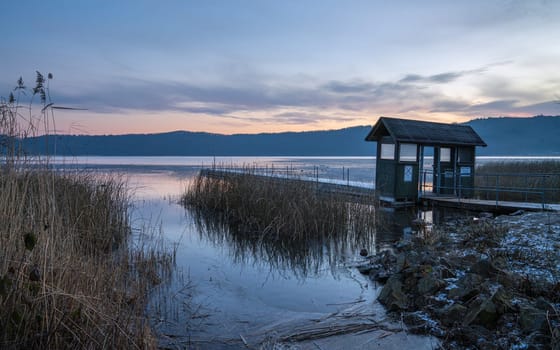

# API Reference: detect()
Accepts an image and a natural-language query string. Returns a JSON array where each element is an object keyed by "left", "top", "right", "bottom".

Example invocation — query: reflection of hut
[{"left": 365, "top": 117, "right": 487, "bottom": 203}]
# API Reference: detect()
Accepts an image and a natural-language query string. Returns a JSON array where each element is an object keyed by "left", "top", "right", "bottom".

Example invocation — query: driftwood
[{"left": 278, "top": 321, "right": 400, "bottom": 342}]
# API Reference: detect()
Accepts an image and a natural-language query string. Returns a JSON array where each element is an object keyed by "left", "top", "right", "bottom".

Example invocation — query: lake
[{"left": 52, "top": 155, "right": 554, "bottom": 348}]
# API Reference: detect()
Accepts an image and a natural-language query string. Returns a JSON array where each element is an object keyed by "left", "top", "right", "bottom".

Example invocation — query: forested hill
[
  {"left": 20, "top": 115, "right": 560, "bottom": 156},
  {"left": 22, "top": 126, "right": 375, "bottom": 156},
  {"left": 465, "top": 115, "right": 560, "bottom": 156}
]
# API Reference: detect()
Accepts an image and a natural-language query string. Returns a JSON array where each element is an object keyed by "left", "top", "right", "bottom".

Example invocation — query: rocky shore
[{"left": 359, "top": 211, "right": 560, "bottom": 349}]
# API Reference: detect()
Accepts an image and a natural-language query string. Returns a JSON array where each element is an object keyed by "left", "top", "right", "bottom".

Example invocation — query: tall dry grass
[
  {"left": 0, "top": 72, "right": 173, "bottom": 349},
  {"left": 476, "top": 160, "right": 560, "bottom": 203},
  {"left": 0, "top": 169, "right": 167, "bottom": 349},
  {"left": 182, "top": 169, "right": 377, "bottom": 270}
]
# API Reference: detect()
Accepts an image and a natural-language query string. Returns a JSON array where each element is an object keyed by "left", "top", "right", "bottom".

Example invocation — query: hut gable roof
[{"left": 365, "top": 117, "right": 487, "bottom": 147}]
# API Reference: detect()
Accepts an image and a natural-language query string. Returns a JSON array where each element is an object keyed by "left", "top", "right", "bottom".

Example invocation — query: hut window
[
  {"left": 380, "top": 143, "right": 395, "bottom": 160},
  {"left": 399, "top": 143, "right": 417, "bottom": 162},
  {"left": 458, "top": 147, "right": 473, "bottom": 163},
  {"left": 440, "top": 147, "right": 451, "bottom": 162}
]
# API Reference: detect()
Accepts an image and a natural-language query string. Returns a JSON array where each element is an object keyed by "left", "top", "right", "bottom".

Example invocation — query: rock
[
  {"left": 535, "top": 296, "right": 556, "bottom": 314},
  {"left": 479, "top": 212, "right": 493, "bottom": 219},
  {"left": 370, "top": 267, "right": 391, "bottom": 283},
  {"left": 396, "top": 251, "right": 419, "bottom": 272},
  {"left": 357, "top": 264, "right": 373, "bottom": 275},
  {"left": 395, "top": 239, "right": 412, "bottom": 252},
  {"left": 438, "top": 257, "right": 453, "bottom": 269},
  {"left": 519, "top": 303, "right": 547, "bottom": 334},
  {"left": 439, "top": 303, "right": 468, "bottom": 326},
  {"left": 463, "top": 297, "right": 498, "bottom": 329},
  {"left": 448, "top": 273, "right": 483, "bottom": 302},
  {"left": 402, "top": 311, "right": 442, "bottom": 335},
  {"left": 439, "top": 266, "right": 456, "bottom": 279},
  {"left": 379, "top": 249, "right": 397, "bottom": 265},
  {"left": 359, "top": 248, "right": 368, "bottom": 257},
  {"left": 469, "top": 259, "right": 503, "bottom": 279},
  {"left": 378, "top": 274, "right": 408, "bottom": 311},
  {"left": 417, "top": 275, "right": 445, "bottom": 295},
  {"left": 490, "top": 287, "right": 513, "bottom": 315},
  {"left": 525, "top": 331, "right": 549, "bottom": 349},
  {"left": 509, "top": 209, "right": 525, "bottom": 216}
]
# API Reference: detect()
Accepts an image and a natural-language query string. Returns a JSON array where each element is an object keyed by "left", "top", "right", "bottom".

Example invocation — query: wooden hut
[{"left": 365, "top": 117, "right": 487, "bottom": 203}]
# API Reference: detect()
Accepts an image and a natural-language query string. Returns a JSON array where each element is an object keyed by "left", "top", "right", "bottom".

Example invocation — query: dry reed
[
  {"left": 0, "top": 73, "right": 173, "bottom": 349},
  {"left": 182, "top": 168, "right": 377, "bottom": 271},
  {"left": 0, "top": 168, "right": 171, "bottom": 349},
  {"left": 476, "top": 160, "right": 560, "bottom": 203}
]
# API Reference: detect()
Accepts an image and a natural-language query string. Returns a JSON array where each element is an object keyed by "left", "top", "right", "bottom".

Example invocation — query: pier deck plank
[{"left": 420, "top": 194, "right": 560, "bottom": 212}]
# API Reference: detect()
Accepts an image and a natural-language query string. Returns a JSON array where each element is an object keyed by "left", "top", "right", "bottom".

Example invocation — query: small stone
[{"left": 359, "top": 248, "right": 368, "bottom": 257}]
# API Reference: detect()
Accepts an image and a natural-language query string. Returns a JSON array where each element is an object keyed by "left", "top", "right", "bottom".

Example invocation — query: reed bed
[
  {"left": 475, "top": 160, "right": 560, "bottom": 203},
  {"left": 0, "top": 168, "right": 169, "bottom": 349},
  {"left": 0, "top": 73, "right": 174, "bottom": 348},
  {"left": 182, "top": 168, "right": 377, "bottom": 269}
]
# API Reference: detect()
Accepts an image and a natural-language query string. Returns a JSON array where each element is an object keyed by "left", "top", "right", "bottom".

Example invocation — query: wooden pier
[
  {"left": 419, "top": 193, "right": 560, "bottom": 213},
  {"left": 200, "top": 169, "right": 559, "bottom": 213}
]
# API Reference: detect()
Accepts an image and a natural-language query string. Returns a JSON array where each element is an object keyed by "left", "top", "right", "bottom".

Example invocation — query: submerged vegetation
[
  {"left": 0, "top": 73, "right": 170, "bottom": 349},
  {"left": 182, "top": 168, "right": 377, "bottom": 274},
  {"left": 476, "top": 160, "right": 560, "bottom": 203}
]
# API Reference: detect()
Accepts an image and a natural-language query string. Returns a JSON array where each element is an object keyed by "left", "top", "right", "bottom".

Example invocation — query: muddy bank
[{"left": 359, "top": 211, "right": 560, "bottom": 349}]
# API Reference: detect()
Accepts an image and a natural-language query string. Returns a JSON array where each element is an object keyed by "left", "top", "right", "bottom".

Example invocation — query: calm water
[
  {"left": 50, "top": 157, "right": 385, "bottom": 347},
  {"left": 50, "top": 155, "right": 558, "bottom": 348}
]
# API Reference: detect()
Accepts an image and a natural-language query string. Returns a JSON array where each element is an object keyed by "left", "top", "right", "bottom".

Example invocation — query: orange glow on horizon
[{"left": 51, "top": 107, "right": 539, "bottom": 136}]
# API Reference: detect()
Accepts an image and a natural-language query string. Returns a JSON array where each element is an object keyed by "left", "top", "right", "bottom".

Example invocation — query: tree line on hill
[{"left": 16, "top": 115, "right": 560, "bottom": 156}]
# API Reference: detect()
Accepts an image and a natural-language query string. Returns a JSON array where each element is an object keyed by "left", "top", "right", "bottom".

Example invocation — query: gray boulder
[{"left": 378, "top": 274, "right": 408, "bottom": 311}]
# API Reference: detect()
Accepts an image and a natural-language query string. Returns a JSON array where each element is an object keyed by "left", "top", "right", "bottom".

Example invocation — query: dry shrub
[{"left": 0, "top": 169, "right": 162, "bottom": 349}]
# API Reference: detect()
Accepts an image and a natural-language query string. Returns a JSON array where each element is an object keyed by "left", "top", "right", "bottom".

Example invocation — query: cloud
[
  {"left": 431, "top": 98, "right": 560, "bottom": 117},
  {"left": 268, "top": 111, "right": 356, "bottom": 125},
  {"left": 322, "top": 80, "right": 376, "bottom": 94},
  {"left": 467, "top": 100, "right": 560, "bottom": 116},
  {"left": 400, "top": 67, "right": 487, "bottom": 84},
  {"left": 46, "top": 61, "right": 558, "bottom": 130}
]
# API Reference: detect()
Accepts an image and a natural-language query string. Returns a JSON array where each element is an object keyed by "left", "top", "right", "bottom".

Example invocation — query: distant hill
[
  {"left": 20, "top": 115, "right": 560, "bottom": 156},
  {"left": 466, "top": 115, "right": 560, "bottom": 156},
  {"left": 22, "top": 126, "right": 376, "bottom": 156}
]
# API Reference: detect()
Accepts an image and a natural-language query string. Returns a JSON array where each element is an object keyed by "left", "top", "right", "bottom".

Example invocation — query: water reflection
[
  {"left": 374, "top": 205, "right": 476, "bottom": 252},
  {"left": 186, "top": 202, "right": 469, "bottom": 279},
  {"left": 188, "top": 204, "right": 378, "bottom": 279}
]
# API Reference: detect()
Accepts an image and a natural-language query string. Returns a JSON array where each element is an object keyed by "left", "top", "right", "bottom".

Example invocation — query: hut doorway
[{"left": 419, "top": 146, "right": 434, "bottom": 195}]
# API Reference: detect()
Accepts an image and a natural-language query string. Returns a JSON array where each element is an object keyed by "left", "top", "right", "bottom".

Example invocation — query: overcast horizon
[{"left": 2, "top": 1, "right": 560, "bottom": 135}]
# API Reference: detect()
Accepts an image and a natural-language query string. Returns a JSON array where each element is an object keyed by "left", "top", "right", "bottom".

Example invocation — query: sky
[{"left": 1, "top": 0, "right": 560, "bottom": 135}]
